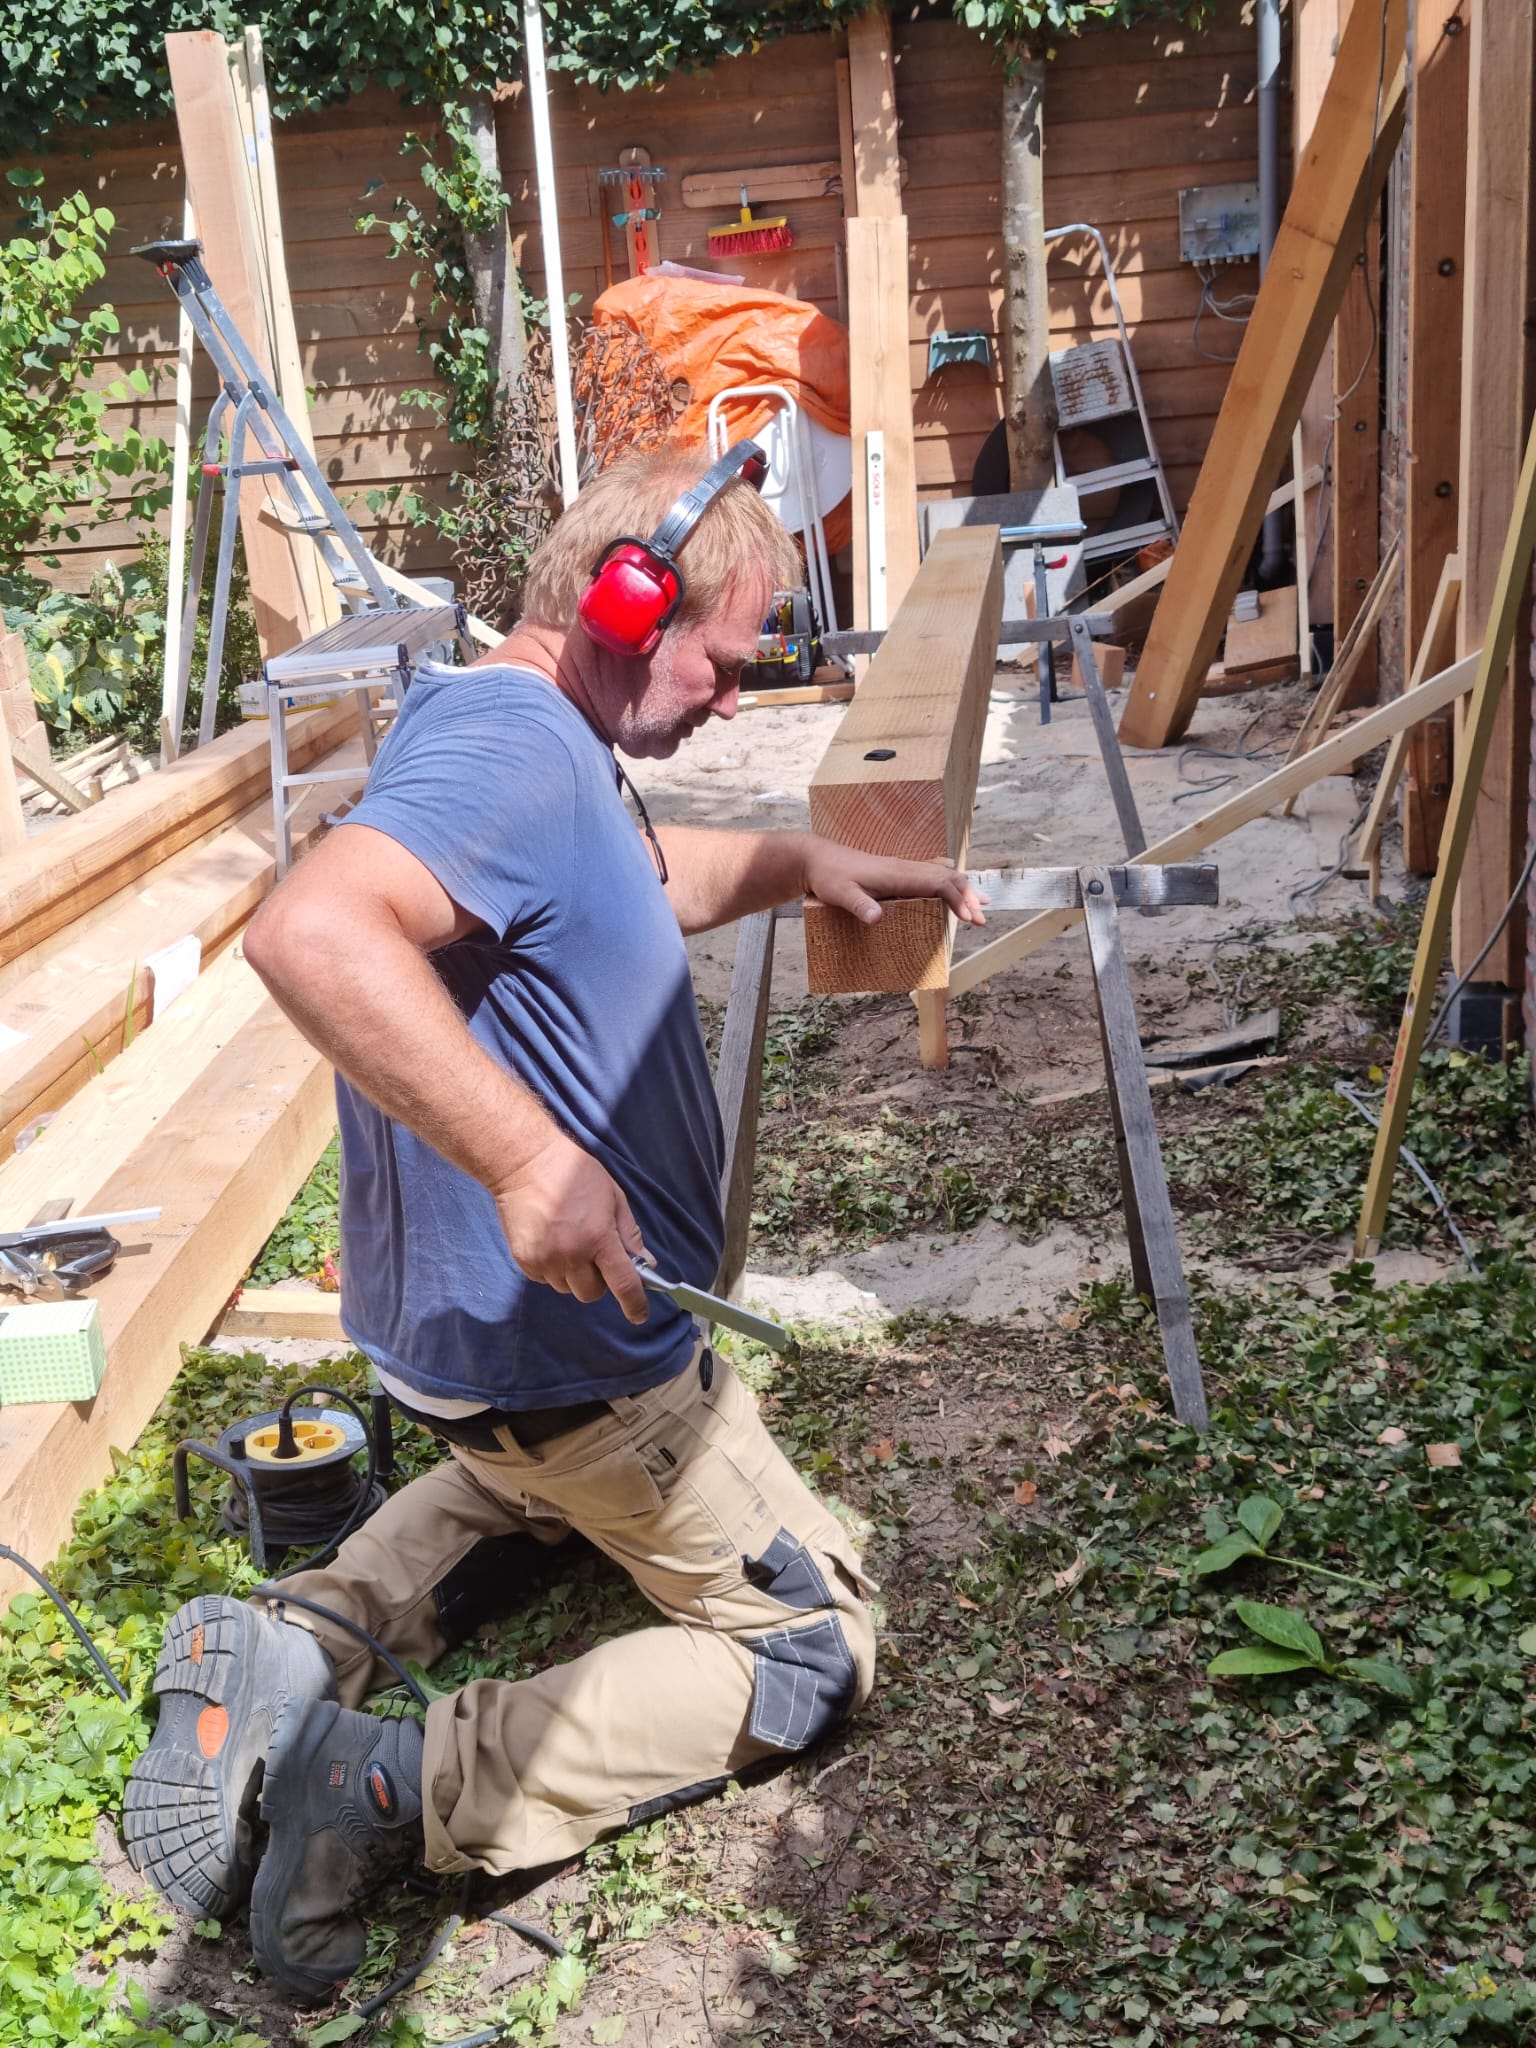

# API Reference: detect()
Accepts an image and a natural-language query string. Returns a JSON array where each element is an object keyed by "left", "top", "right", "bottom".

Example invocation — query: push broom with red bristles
[{"left": 708, "top": 185, "right": 794, "bottom": 258}]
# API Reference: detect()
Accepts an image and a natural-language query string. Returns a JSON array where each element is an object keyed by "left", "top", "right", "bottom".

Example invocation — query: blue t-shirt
[{"left": 333, "top": 664, "right": 724, "bottom": 1407}]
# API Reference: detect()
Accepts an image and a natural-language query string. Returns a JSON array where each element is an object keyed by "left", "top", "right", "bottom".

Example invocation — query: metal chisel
[{"left": 634, "top": 1260, "right": 789, "bottom": 1352}]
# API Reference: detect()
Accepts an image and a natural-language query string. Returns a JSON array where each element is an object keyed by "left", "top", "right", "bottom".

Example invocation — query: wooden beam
[
  {"left": 947, "top": 648, "right": 1479, "bottom": 999},
  {"left": 846, "top": 7, "right": 918, "bottom": 632},
  {"left": 10, "top": 738, "right": 94, "bottom": 814},
  {"left": 714, "top": 910, "right": 775, "bottom": 1301},
  {"left": 0, "top": 749, "right": 363, "bottom": 1152},
  {"left": 1117, "top": 0, "right": 1407, "bottom": 749},
  {"left": 845, "top": 8, "right": 902, "bottom": 217},
  {"left": 164, "top": 31, "right": 316, "bottom": 659},
  {"left": 0, "top": 701, "right": 354, "bottom": 970},
  {"left": 1295, "top": 0, "right": 1342, "bottom": 632},
  {"left": 1359, "top": 410, "right": 1536, "bottom": 1253},
  {"left": 1331, "top": 136, "right": 1382, "bottom": 706},
  {"left": 1450, "top": 0, "right": 1535, "bottom": 986},
  {"left": 1097, "top": 471, "right": 1322, "bottom": 645},
  {"left": 0, "top": 976, "right": 334, "bottom": 1601},
  {"left": 217, "top": 1284, "right": 347, "bottom": 1343},
  {"left": 804, "top": 526, "right": 1003, "bottom": 996}
]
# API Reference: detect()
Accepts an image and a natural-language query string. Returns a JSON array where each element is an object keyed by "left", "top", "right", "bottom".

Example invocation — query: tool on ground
[
  {"left": 134, "top": 240, "right": 399, "bottom": 750},
  {"left": 174, "top": 1384, "right": 392, "bottom": 1572},
  {"left": 0, "top": 1206, "right": 162, "bottom": 1299},
  {"left": 634, "top": 1259, "right": 788, "bottom": 1352},
  {"left": 708, "top": 186, "right": 794, "bottom": 257},
  {"left": 1045, "top": 223, "right": 1180, "bottom": 570}
]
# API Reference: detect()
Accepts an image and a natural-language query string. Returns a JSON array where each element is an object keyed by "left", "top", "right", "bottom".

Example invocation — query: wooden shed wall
[{"left": 17, "top": 3, "right": 1266, "bottom": 593}]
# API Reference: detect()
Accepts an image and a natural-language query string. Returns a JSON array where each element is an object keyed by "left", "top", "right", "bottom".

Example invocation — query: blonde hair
[{"left": 521, "top": 444, "right": 803, "bottom": 634}]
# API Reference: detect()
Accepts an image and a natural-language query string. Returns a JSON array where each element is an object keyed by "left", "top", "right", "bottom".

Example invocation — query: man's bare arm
[
  {"left": 654, "top": 825, "right": 988, "bottom": 936},
  {"left": 244, "top": 825, "right": 649, "bottom": 1320}
]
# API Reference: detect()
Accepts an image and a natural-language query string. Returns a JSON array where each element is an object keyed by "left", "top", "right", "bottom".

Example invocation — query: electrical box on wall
[{"left": 1178, "top": 182, "right": 1262, "bottom": 265}]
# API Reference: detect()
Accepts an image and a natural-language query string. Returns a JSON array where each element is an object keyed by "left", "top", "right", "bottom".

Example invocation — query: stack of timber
[{"left": 0, "top": 711, "right": 366, "bottom": 1604}]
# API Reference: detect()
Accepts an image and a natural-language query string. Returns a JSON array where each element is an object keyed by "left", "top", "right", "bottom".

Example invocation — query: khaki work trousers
[{"left": 264, "top": 1349, "right": 876, "bottom": 1877}]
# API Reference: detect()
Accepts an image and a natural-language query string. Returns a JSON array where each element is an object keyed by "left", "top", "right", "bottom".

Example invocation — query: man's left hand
[{"left": 802, "top": 839, "right": 987, "bottom": 928}]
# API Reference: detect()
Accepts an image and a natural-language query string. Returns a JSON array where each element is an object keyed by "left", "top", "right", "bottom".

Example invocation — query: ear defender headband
[{"left": 577, "top": 439, "right": 769, "bottom": 658}]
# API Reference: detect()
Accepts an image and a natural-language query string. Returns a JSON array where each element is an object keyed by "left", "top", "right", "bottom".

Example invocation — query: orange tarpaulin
[{"left": 592, "top": 275, "right": 853, "bottom": 552}]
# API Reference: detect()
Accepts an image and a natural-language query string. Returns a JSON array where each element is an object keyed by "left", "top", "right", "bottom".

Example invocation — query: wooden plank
[
  {"left": 10, "top": 740, "right": 94, "bottom": 815},
  {"left": 1223, "top": 588, "right": 1300, "bottom": 679},
  {"left": 848, "top": 215, "right": 921, "bottom": 626},
  {"left": 218, "top": 1284, "right": 346, "bottom": 1343},
  {"left": 947, "top": 648, "right": 1479, "bottom": 999},
  {"left": 0, "top": 702, "right": 355, "bottom": 970},
  {"left": 1331, "top": 37, "right": 1382, "bottom": 714},
  {"left": 714, "top": 911, "right": 775, "bottom": 1301},
  {"left": 804, "top": 526, "right": 1003, "bottom": 995},
  {"left": 0, "top": 749, "right": 363, "bottom": 1153},
  {"left": 1279, "top": 537, "right": 1401, "bottom": 810},
  {"left": 0, "top": 992, "right": 334, "bottom": 1601},
  {"left": 1450, "top": 0, "right": 1535, "bottom": 985},
  {"left": 163, "top": 31, "right": 316, "bottom": 660},
  {"left": 847, "top": 8, "right": 903, "bottom": 217},
  {"left": 1117, "top": 0, "right": 1408, "bottom": 749},
  {"left": 1358, "top": 412, "right": 1536, "bottom": 1253}
]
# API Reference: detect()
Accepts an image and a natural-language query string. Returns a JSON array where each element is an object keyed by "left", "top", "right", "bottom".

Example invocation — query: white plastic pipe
[{"left": 522, "top": 0, "right": 580, "bottom": 505}]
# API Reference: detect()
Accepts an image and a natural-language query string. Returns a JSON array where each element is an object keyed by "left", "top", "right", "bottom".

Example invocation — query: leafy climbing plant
[{"left": 0, "top": 174, "right": 170, "bottom": 568}]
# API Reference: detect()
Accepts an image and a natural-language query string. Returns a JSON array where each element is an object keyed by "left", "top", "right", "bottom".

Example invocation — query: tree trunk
[
  {"left": 463, "top": 93, "right": 527, "bottom": 402},
  {"left": 1000, "top": 42, "right": 1057, "bottom": 493}
]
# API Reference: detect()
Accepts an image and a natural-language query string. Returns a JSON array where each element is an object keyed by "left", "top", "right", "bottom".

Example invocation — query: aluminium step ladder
[{"left": 1044, "top": 223, "right": 1180, "bottom": 570}]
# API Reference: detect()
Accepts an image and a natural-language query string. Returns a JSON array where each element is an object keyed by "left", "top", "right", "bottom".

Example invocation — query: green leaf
[
  {"left": 545, "top": 1953, "right": 589, "bottom": 2008},
  {"left": 590, "top": 2016, "right": 628, "bottom": 2044},
  {"left": 1237, "top": 1494, "right": 1284, "bottom": 1548},
  {"left": 306, "top": 2018, "right": 365, "bottom": 2046},
  {"left": 1233, "top": 1601, "right": 1326, "bottom": 1662},
  {"left": 1208, "top": 1645, "right": 1319, "bottom": 1677},
  {"left": 1192, "top": 1531, "right": 1262, "bottom": 1576},
  {"left": 1338, "top": 1657, "right": 1416, "bottom": 1699},
  {"left": 1518, "top": 1624, "right": 1536, "bottom": 1656}
]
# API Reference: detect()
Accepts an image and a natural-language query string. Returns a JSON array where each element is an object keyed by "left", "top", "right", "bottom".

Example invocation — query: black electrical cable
[
  {"left": 1423, "top": 838, "right": 1536, "bottom": 1047},
  {"left": 351, "top": 1877, "right": 567, "bottom": 2030},
  {"left": 249, "top": 1586, "right": 431, "bottom": 1710},
  {"left": 0, "top": 1543, "right": 130, "bottom": 1701}
]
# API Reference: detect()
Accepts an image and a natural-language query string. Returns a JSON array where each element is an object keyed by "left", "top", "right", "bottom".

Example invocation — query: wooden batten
[
  {"left": 1117, "top": 0, "right": 1407, "bottom": 748},
  {"left": 804, "top": 524, "right": 1003, "bottom": 994},
  {"left": 0, "top": 702, "right": 355, "bottom": 970}
]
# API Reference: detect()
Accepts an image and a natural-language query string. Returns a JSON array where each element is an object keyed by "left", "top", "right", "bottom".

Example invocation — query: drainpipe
[{"left": 1257, "top": 0, "right": 1286, "bottom": 585}]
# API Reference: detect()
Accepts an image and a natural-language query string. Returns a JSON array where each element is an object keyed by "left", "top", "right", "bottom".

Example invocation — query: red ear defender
[
  {"left": 576, "top": 439, "right": 768, "bottom": 659},
  {"left": 578, "top": 540, "right": 682, "bottom": 657}
]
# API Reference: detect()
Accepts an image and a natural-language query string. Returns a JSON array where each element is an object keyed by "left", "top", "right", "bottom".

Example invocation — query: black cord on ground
[
  {"left": 1333, "top": 1080, "right": 1479, "bottom": 1268},
  {"left": 350, "top": 1875, "right": 569, "bottom": 2032},
  {"left": 248, "top": 1585, "right": 431, "bottom": 1710},
  {"left": 0, "top": 1543, "right": 130, "bottom": 1701},
  {"left": 259, "top": 1384, "right": 383, "bottom": 1580},
  {"left": 1174, "top": 705, "right": 1286, "bottom": 801},
  {"left": 1424, "top": 839, "right": 1536, "bottom": 1047}
]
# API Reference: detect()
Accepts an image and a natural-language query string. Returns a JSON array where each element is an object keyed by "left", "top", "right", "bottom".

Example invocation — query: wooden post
[
  {"left": 164, "top": 32, "right": 316, "bottom": 660},
  {"left": 846, "top": 8, "right": 918, "bottom": 632},
  {"left": 1332, "top": 0, "right": 1383, "bottom": 709},
  {"left": 522, "top": 0, "right": 580, "bottom": 506},
  {"left": 1358, "top": 413, "right": 1536, "bottom": 1255},
  {"left": 1449, "top": 0, "right": 1535, "bottom": 990},
  {"left": 1403, "top": 0, "right": 1470, "bottom": 868},
  {"left": 1117, "top": 0, "right": 1407, "bottom": 750},
  {"left": 1358, "top": 552, "right": 1460, "bottom": 894},
  {"left": 1294, "top": 0, "right": 1341, "bottom": 643}
]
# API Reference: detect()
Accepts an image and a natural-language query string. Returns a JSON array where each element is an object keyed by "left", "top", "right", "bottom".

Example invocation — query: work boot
[
  {"left": 123, "top": 1594, "right": 335, "bottom": 1918},
  {"left": 249, "top": 1698, "right": 426, "bottom": 2003}
]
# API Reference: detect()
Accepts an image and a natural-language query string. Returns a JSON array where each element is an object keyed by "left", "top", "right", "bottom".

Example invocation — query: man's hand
[
  {"left": 802, "top": 838, "right": 988, "bottom": 929},
  {"left": 491, "top": 1131, "right": 652, "bottom": 1324}
]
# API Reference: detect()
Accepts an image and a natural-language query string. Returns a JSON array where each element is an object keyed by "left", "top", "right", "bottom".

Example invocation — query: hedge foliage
[{"left": 0, "top": 1, "right": 1209, "bottom": 155}]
